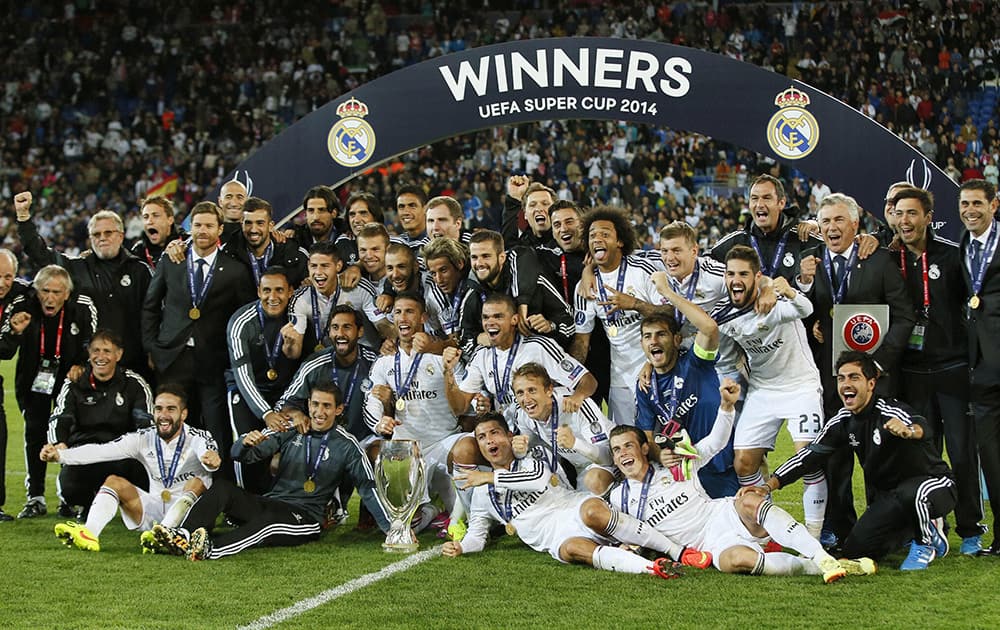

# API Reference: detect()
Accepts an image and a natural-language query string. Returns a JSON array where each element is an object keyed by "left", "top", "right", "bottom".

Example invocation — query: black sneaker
[
  {"left": 0, "top": 508, "right": 14, "bottom": 522},
  {"left": 18, "top": 500, "right": 47, "bottom": 519},
  {"left": 57, "top": 503, "right": 78, "bottom": 519}
]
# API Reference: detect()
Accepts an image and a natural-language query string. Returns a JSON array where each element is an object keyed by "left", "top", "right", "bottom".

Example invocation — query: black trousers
[
  {"left": 18, "top": 391, "right": 54, "bottom": 500},
  {"left": 228, "top": 390, "right": 272, "bottom": 495},
  {"left": 587, "top": 323, "right": 611, "bottom": 408},
  {"left": 903, "top": 367, "right": 984, "bottom": 538},
  {"left": 181, "top": 479, "right": 321, "bottom": 559},
  {"left": 841, "top": 475, "right": 957, "bottom": 560},
  {"left": 58, "top": 459, "right": 147, "bottom": 509},
  {"left": 0, "top": 377, "right": 7, "bottom": 508},
  {"left": 970, "top": 362, "right": 1000, "bottom": 546}
]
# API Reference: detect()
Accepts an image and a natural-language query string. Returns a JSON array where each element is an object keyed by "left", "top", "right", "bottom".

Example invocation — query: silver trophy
[{"left": 374, "top": 439, "right": 426, "bottom": 553}]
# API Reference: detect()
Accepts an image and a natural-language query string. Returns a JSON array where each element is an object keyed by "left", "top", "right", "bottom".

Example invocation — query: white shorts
[
  {"left": 514, "top": 492, "right": 611, "bottom": 562},
  {"left": 607, "top": 386, "right": 636, "bottom": 425},
  {"left": 701, "top": 499, "right": 770, "bottom": 570},
  {"left": 121, "top": 488, "right": 167, "bottom": 532},
  {"left": 734, "top": 384, "right": 824, "bottom": 450}
]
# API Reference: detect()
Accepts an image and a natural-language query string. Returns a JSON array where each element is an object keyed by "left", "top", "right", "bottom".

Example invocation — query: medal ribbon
[
  {"left": 750, "top": 231, "right": 790, "bottom": 278},
  {"left": 187, "top": 252, "right": 217, "bottom": 309},
  {"left": 248, "top": 241, "right": 274, "bottom": 285},
  {"left": 445, "top": 280, "right": 466, "bottom": 335},
  {"left": 711, "top": 300, "right": 754, "bottom": 326},
  {"left": 491, "top": 333, "right": 521, "bottom": 405},
  {"left": 822, "top": 246, "right": 859, "bottom": 305},
  {"left": 256, "top": 303, "right": 284, "bottom": 374},
  {"left": 39, "top": 308, "right": 65, "bottom": 359},
  {"left": 337, "top": 360, "right": 362, "bottom": 408},
  {"left": 305, "top": 429, "right": 332, "bottom": 482},
  {"left": 595, "top": 257, "right": 628, "bottom": 324},
  {"left": 310, "top": 285, "right": 341, "bottom": 341},
  {"left": 546, "top": 396, "right": 559, "bottom": 474},
  {"left": 488, "top": 459, "right": 518, "bottom": 522},
  {"left": 620, "top": 464, "right": 655, "bottom": 519},
  {"left": 155, "top": 427, "right": 186, "bottom": 489},
  {"left": 394, "top": 349, "right": 423, "bottom": 403},
  {"left": 669, "top": 263, "right": 700, "bottom": 326},
  {"left": 970, "top": 221, "right": 999, "bottom": 297}
]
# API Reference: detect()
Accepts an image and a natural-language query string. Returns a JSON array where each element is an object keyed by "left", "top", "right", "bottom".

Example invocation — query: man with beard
[
  {"left": 14, "top": 192, "right": 152, "bottom": 377},
  {"left": 292, "top": 186, "right": 341, "bottom": 247},
  {"left": 226, "top": 269, "right": 305, "bottom": 493},
  {"left": 376, "top": 243, "right": 422, "bottom": 316},
  {"left": 223, "top": 197, "right": 308, "bottom": 287},
  {"left": 714, "top": 246, "right": 827, "bottom": 537},
  {"left": 767, "top": 351, "right": 955, "bottom": 571},
  {"left": 142, "top": 202, "right": 256, "bottom": 470},
  {"left": 0, "top": 249, "right": 32, "bottom": 521},
  {"left": 1, "top": 265, "right": 96, "bottom": 519},
  {"left": 501, "top": 178, "right": 554, "bottom": 248},
  {"left": 459, "top": 230, "right": 574, "bottom": 361},
  {"left": 131, "top": 196, "right": 187, "bottom": 270},
  {"left": 46, "top": 329, "right": 153, "bottom": 517},
  {"left": 336, "top": 192, "right": 384, "bottom": 266},
  {"left": 289, "top": 242, "right": 390, "bottom": 353},
  {"left": 42, "top": 384, "right": 219, "bottom": 553}
]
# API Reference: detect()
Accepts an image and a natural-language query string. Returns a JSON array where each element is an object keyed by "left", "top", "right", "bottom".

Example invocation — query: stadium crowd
[{"left": 0, "top": 0, "right": 998, "bottom": 579}]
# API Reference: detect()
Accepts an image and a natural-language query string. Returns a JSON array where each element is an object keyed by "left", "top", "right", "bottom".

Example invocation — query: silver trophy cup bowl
[{"left": 374, "top": 439, "right": 426, "bottom": 552}]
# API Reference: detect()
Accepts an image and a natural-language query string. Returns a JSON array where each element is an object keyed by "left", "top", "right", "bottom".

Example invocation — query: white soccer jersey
[
  {"left": 574, "top": 255, "right": 661, "bottom": 387},
  {"left": 57, "top": 425, "right": 218, "bottom": 502},
  {"left": 605, "top": 406, "right": 735, "bottom": 548},
  {"left": 510, "top": 387, "right": 614, "bottom": 476},
  {"left": 665, "top": 256, "right": 741, "bottom": 377},
  {"left": 715, "top": 292, "right": 820, "bottom": 391},
  {"left": 290, "top": 281, "right": 386, "bottom": 349},
  {"left": 460, "top": 335, "right": 587, "bottom": 410},
  {"left": 364, "top": 348, "right": 464, "bottom": 447},
  {"left": 423, "top": 280, "right": 469, "bottom": 338}
]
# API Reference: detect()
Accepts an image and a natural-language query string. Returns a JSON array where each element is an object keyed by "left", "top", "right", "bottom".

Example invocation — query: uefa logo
[
  {"left": 766, "top": 86, "right": 819, "bottom": 160},
  {"left": 328, "top": 97, "right": 376, "bottom": 168},
  {"left": 842, "top": 313, "right": 881, "bottom": 352}
]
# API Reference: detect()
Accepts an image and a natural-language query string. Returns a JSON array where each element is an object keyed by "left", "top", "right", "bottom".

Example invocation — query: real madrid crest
[
  {"left": 783, "top": 252, "right": 795, "bottom": 268},
  {"left": 70, "top": 322, "right": 79, "bottom": 335},
  {"left": 120, "top": 274, "right": 131, "bottom": 287},
  {"left": 767, "top": 86, "right": 819, "bottom": 160},
  {"left": 328, "top": 97, "right": 376, "bottom": 168},
  {"left": 115, "top": 392, "right": 124, "bottom": 406},
  {"left": 928, "top": 263, "right": 940, "bottom": 280}
]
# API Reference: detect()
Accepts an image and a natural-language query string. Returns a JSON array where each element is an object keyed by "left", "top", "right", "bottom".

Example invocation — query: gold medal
[
  {"left": 189, "top": 307, "right": 201, "bottom": 320},
  {"left": 266, "top": 369, "right": 278, "bottom": 381},
  {"left": 970, "top": 295, "right": 982, "bottom": 309},
  {"left": 315, "top": 343, "right": 325, "bottom": 352},
  {"left": 395, "top": 398, "right": 405, "bottom": 412},
  {"left": 161, "top": 490, "right": 172, "bottom": 502},
  {"left": 303, "top": 479, "right": 316, "bottom": 493},
  {"left": 607, "top": 325, "right": 618, "bottom": 337},
  {"left": 505, "top": 522, "right": 517, "bottom": 536},
  {"left": 549, "top": 475, "right": 559, "bottom": 487}
]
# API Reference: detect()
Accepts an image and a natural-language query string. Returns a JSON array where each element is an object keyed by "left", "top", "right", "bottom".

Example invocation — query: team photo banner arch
[{"left": 227, "top": 37, "right": 960, "bottom": 239}]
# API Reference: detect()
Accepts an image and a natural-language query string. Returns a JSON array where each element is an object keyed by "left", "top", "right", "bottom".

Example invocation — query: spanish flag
[{"left": 147, "top": 174, "right": 179, "bottom": 198}]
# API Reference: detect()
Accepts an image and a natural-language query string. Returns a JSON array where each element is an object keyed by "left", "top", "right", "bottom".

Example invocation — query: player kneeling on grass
[
  {"left": 441, "top": 413, "right": 711, "bottom": 578},
  {"left": 606, "top": 378, "right": 874, "bottom": 583},
  {"left": 152, "top": 382, "right": 390, "bottom": 560},
  {"left": 41, "top": 384, "right": 219, "bottom": 552}
]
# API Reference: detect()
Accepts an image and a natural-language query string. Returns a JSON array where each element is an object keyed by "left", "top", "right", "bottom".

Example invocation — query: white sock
[
  {"left": 802, "top": 471, "right": 827, "bottom": 538},
  {"left": 756, "top": 551, "right": 815, "bottom": 576},
  {"left": 756, "top": 499, "right": 824, "bottom": 558},
  {"left": 605, "top": 508, "right": 683, "bottom": 559},
  {"left": 429, "top": 467, "right": 456, "bottom": 512},
  {"left": 591, "top": 545, "right": 655, "bottom": 574},
  {"left": 450, "top": 463, "right": 477, "bottom": 523},
  {"left": 162, "top": 490, "right": 198, "bottom": 528},
  {"left": 85, "top": 486, "right": 120, "bottom": 538},
  {"left": 738, "top": 471, "right": 765, "bottom": 487}
]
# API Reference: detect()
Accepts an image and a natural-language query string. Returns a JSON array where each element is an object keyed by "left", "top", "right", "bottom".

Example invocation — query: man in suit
[
  {"left": 142, "top": 202, "right": 256, "bottom": 471},
  {"left": 797, "top": 192, "right": 915, "bottom": 547},
  {"left": 958, "top": 178, "right": 1000, "bottom": 556}
]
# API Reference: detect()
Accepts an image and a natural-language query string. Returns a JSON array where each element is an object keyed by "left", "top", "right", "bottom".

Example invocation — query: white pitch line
[{"left": 238, "top": 545, "right": 442, "bottom": 630}]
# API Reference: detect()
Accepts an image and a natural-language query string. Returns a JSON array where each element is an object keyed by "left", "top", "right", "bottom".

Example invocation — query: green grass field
[{"left": 2, "top": 359, "right": 1000, "bottom": 630}]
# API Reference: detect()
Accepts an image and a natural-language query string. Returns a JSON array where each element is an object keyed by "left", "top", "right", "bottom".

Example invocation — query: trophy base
[{"left": 382, "top": 541, "right": 420, "bottom": 553}]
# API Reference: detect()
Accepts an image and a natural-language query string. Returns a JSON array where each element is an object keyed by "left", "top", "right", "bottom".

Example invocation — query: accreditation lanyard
[
  {"left": 248, "top": 241, "right": 274, "bottom": 285},
  {"left": 155, "top": 427, "right": 186, "bottom": 488},
  {"left": 336, "top": 361, "right": 362, "bottom": 409},
  {"left": 750, "top": 231, "right": 789, "bottom": 278},
  {"left": 310, "top": 285, "right": 341, "bottom": 339},
  {"left": 39, "top": 308, "right": 65, "bottom": 359},
  {"left": 669, "top": 263, "right": 700, "bottom": 326},
  {"left": 187, "top": 252, "right": 216, "bottom": 309},
  {"left": 595, "top": 258, "right": 628, "bottom": 324},
  {"left": 488, "top": 459, "right": 519, "bottom": 522},
  {"left": 559, "top": 254, "right": 569, "bottom": 303},
  {"left": 621, "top": 465, "right": 655, "bottom": 520},
  {"left": 822, "top": 247, "right": 858, "bottom": 305},
  {"left": 256, "top": 303, "right": 284, "bottom": 373},
  {"left": 304, "top": 430, "right": 332, "bottom": 483},
  {"left": 394, "top": 349, "right": 423, "bottom": 401},
  {"left": 491, "top": 334, "right": 521, "bottom": 404},
  {"left": 969, "top": 222, "right": 999, "bottom": 297},
  {"left": 899, "top": 249, "right": 930, "bottom": 315},
  {"left": 651, "top": 366, "right": 687, "bottom": 438}
]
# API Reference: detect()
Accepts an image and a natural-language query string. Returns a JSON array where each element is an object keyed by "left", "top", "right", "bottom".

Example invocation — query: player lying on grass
[
  {"left": 606, "top": 378, "right": 875, "bottom": 583},
  {"left": 150, "top": 382, "right": 390, "bottom": 560},
  {"left": 441, "top": 413, "right": 711, "bottom": 579},
  {"left": 41, "top": 384, "right": 219, "bottom": 552}
]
